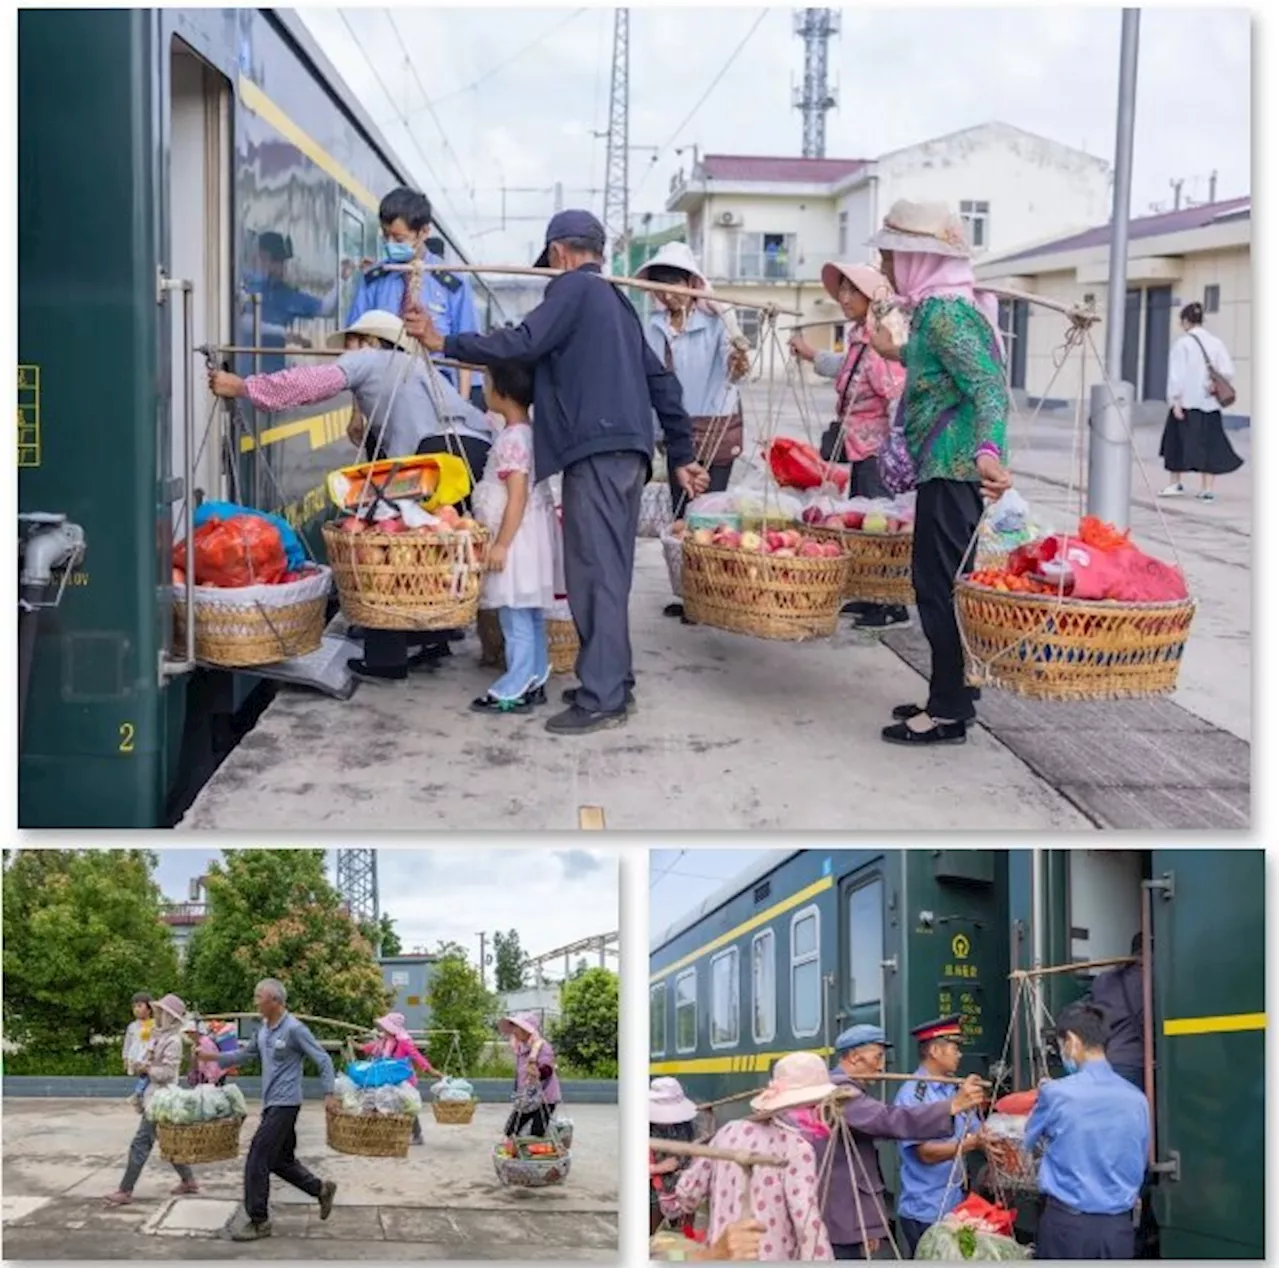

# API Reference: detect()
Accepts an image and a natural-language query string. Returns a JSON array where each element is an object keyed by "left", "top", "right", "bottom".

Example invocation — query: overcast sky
[
  {"left": 152, "top": 848, "right": 616, "bottom": 978},
  {"left": 650, "top": 847, "right": 777, "bottom": 942},
  {"left": 299, "top": 6, "right": 1251, "bottom": 264}
]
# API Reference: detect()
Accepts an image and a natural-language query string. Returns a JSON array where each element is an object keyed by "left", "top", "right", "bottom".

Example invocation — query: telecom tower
[
  {"left": 336, "top": 849, "right": 379, "bottom": 945},
  {"left": 601, "top": 8, "right": 630, "bottom": 261},
  {"left": 793, "top": 9, "right": 840, "bottom": 159}
]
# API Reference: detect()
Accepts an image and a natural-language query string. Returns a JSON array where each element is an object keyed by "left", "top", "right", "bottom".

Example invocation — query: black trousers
[
  {"left": 504, "top": 1100, "right": 557, "bottom": 1138},
  {"left": 669, "top": 461, "right": 732, "bottom": 522},
  {"left": 898, "top": 1216, "right": 931, "bottom": 1258},
  {"left": 833, "top": 1236, "right": 897, "bottom": 1260},
  {"left": 1036, "top": 1199, "right": 1135, "bottom": 1260},
  {"left": 415, "top": 433, "right": 492, "bottom": 516},
  {"left": 562, "top": 451, "right": 647, "bottom": 714},
  {"left": 912, "top": 478, "right": 984, "bottom": 722},
  {"left": 244, "top": 1105, "right": 323, "bottom": 1224}
]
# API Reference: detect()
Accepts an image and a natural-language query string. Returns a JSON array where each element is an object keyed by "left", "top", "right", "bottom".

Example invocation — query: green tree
[
  {"left": 425, "top": 950, "right": 494, "bottom": 1074},
  {"left": 493, "top": 929, "right": 527, "bottom": 992},
  {"left": 360, "top": 913, "right": 402, "bottom": 957},
  {"left": 2, "top": 850, "right": 179, "bottom": 1051},
  {"left": 184, "top": 849, "right": 390, "bottom": 1027},
  {"left": 553, "top": 967, "right": 618, "bottom": 1077}
]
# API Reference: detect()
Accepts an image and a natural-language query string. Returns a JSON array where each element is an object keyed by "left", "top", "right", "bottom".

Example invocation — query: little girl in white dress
[{"left": 469, "top": 361, "right": 561, "bottom": 713}]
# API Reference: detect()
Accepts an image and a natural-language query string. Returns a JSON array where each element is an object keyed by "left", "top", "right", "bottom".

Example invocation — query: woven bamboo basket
[
  {"left": 173, "top": 567, "right": 331, "bottom": 668},
  {"left": 323, "top": 523, "right": 488, "bottom": 631},
  {"left": 475, "top": 611, "right": 578, "bottom": 675},
  {"left": 325, "top": 1107, "right": 415, "bottom": 1158},
  {"left": 492, "top": 1141, "right": 572, "bottom": 1188},
  {"left": 955, "top": 581, "right": 1196, "bottom": 701},
  {"left": 809, "top": 526, "right": 914, "bottom": 606},
  {"left": 661, "top": 530, "right": 685, "bottom": 599},
  {"left": 156, "top": 1116, "right": 244, "bottom": 1165},
  {"left": 681, "top": 533, "right": 851, "bottom": 641},
  {"left": 431, "top": 1098, "right": 478, "bottom": 1125}
]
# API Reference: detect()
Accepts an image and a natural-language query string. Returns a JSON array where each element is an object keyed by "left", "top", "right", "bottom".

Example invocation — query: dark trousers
[
  {"left": 562, "top": 451, "right": 647, "bottom": 714},
  {"left": 504, "top": 1100, "right": 557, "bottom": 1138},
  {"left": 912, "top": 478, "right": 984, "bottom": 721},
  {"left": 244, "top": 1105, "right": 323, "bottom": 1224},
  {"left": 898, "top": 1216, "right": 931, "bottom": 1258},
  {"left": 415, "top": 433, "right": 492, "bottom": 516},
  {"left": 669, "top": 461, "right": 732, "bottom": 521},
  {"left": 1036, "top": 1199, "right": 1135, "bottom": 1260},
  {"left": 119, "top": 1115, "right": 194, "bottom": 1192},
  {"left": 833, "top": 1236, "right": 897, "bottom": 1260}
]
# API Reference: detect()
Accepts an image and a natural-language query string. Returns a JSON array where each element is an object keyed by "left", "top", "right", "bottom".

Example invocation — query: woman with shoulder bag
[
  {"left": 791, "top": 261, "right": 908, "bottom": 628},
  {"left": 1159, "top": 302, "right": 1242, "bottom": 502}
]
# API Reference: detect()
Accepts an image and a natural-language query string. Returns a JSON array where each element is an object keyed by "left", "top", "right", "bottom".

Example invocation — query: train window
[
  {"left": 650, "top": 982, "right": 667, "bottom": 1057},
  {"left": 675, "top": 968, "right": 698, "bottom": 1053},
  {"left": 848, "top": 879, "right": 884, "bottom": 1008},
  {"left": 752, "top": 929, "right": 777, "bottom": 1044},
  {"left": 790, "top": 906, "right": 822, "bottom": 1038},
  {"left": 709, "top": 947, "right": 740, "bottom": 1048}
]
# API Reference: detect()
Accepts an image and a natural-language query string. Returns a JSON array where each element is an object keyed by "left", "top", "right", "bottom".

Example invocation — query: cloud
[{"left": 555, "top": 849, "right": 606, "bottom": 881}]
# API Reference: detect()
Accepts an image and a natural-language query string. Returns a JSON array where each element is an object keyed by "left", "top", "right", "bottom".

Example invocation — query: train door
[
  {"left": 835, "top": 859, "right": 889, "bottom": 1065},
  {"left": 1149, "top": 850, "right": 1264, "bottom": 1259}
]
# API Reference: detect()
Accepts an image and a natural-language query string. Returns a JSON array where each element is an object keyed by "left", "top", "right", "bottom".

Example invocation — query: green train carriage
[{"left": 649, "top": 848, "right": 1263, "bottom": 1258}]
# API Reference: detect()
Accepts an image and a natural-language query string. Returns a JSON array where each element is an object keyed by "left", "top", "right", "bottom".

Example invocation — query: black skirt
[{"left": 1159, "top": 408, "right": 1243, "bottom": 476}]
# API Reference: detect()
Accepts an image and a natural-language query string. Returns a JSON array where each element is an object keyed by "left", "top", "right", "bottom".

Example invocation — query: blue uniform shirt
[
  {"left": 1024, "top": 1058, "right": 1149, "bottom": 1214},
  {"left": 895, "top": 1068, "right": 970, "bottom": 1223},
  {"left": 242, "top": 273, "right": 338, "bottom": 372},
  {"left": 346, "top": 249, "right": 479, "bottom": 387}
]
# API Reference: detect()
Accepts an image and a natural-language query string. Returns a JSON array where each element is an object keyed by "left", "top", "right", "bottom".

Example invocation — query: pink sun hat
[
  {"left": 374, "top": 1012, "right": 411, "bottom": 1040},
  {"left": 821, "top": 261, "right": 894, "bottom": 306},
  {"left": 750, "top": 1051, "right": 838, "bottom": 1115}
]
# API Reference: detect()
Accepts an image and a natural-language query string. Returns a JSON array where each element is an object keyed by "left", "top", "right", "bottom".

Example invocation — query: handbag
[
  {"left": 819, "top": 344, "right": 867, "bottom": 462},
  {"left": 877, "top": 395, "right": 955, "bottom": 496},
  {"left": 1189, "top": 333, "right": 1236, "bottom": 409}
]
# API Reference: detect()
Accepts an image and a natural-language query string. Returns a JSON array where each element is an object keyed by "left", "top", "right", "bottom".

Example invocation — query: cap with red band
[{"left": 911, "top": 1015, "right": 966, "bottom": 1044}]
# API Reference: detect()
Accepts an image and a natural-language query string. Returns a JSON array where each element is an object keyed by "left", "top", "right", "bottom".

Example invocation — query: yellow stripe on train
[
  {"left": 1163, "top": 1012, "right": 1265, "bottom": 1037},
  {"left": 650, "top": 1048, "right": 835, "bottom": 1077},
  {"left": 239, "top": 406, "right": 353, "bottom": 454}
]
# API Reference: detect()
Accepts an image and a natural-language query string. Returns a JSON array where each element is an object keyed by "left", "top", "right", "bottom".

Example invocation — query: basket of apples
[
  {"left": 322, "top": 504, "right": 489, "bottom": 631},
  {"left": 681, "top": 521, "right": 851, "bottom": 642},
  {"left": 801, "top": 502, "right": 915, "bottom": 607}
]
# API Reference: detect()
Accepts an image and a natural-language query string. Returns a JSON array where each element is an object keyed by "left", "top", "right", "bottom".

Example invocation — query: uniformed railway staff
[
  {"left": 821, "top": 1024, "right": 987, "bottom": 1260},
  {"left": 242, "top": 230, "right": 343, "bottom": 373},
  {"left": 894, "top": 1015, "right": 986, "bottom": 1256},
  {"left": 1024, "top": 1001, "right": 1149, "bottom": 1260}
]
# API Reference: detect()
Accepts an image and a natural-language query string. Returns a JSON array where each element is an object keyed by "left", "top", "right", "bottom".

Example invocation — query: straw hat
[
  {"left": 750, "top": 1051, "right": 838, "bottom": 1115},
  {"left": 634, "top": 241, "right": 708, "bottom": 287},
  {"left": 375, "top": 1011, "right": 411, "bottom": 1041},
  {"left": 867, "top": 200, "right": 971, "bottom": 258},
  {"left": 821, "top": 261, "right": 894, "bottom": 306},
  {"left": 649, "top": 1077, "right": 699, "bottom": 1125},
  {"left": 153, "top": 993, "right": 187, "bottom": 1026},
  {"left": 325, "top": 309, "right": 416, "bottom": 353}
]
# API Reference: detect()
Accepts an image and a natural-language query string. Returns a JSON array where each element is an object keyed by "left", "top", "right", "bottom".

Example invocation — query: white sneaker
[
  {"left": 1158, "top": 482, "right": 1185, "bottom": 498},
  {"left": 1195, "top": 490, "right": 1215, "bottom": 502}
]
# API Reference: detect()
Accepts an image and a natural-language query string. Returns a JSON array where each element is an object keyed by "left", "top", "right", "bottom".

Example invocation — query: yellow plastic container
[{"left": 327, "top": 452, "right": 471, "bottom": 514}]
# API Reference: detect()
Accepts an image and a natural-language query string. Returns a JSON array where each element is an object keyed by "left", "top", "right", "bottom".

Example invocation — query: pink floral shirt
[
  {"left": 834, "top": 326, "right": 905, "bottom": 463},
  {"left": 662, "top": 1118, "right": 833, "bottom": 1261}
]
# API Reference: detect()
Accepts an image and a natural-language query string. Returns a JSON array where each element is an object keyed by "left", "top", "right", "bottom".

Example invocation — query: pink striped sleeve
[{"left": 243, "top": 364, "right": 347, "bottom": 411}]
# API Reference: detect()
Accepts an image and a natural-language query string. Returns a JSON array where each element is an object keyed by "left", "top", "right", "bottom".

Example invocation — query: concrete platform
[{"left": 1, "top": 1098, "right": 617, "bottom": 1259}]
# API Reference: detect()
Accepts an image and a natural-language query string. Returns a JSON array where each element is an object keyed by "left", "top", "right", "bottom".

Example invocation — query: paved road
[{"left": 1, "top": 1100, "right": 617, "bottom": 1260}]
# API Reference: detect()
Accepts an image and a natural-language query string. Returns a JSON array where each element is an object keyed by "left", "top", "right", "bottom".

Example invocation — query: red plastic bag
[
  {"left": 1051, "top": 539, "right": 1188, "bottom": 603},
  {"left": 767, "top": 437, "right": 849, "bottom": 493},
  {"left": 994, "top": 1088, "right": 1039, "bottom": 1116},
  {"left": 174, "top": 515, "right": 288, "bottom": 587},
  {"left": 953, "top": 1194, "right": 1017, "bottom": 1236}
]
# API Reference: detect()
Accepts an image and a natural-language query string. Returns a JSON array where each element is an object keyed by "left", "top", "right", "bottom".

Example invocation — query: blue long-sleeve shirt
[
  {"left": 216, "top": 1011, "right": 335, "bottom": 1108},
  {"left": 1024, "top": 1059, "right": 1149, "bottom": 1214},
  {"left": 443, "top": 262, "right": 693, "bottom": 482}
]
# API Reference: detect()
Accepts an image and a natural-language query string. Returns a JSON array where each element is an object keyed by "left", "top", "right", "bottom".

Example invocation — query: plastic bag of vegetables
[
  {"left": 916, "top": 1218, "right": 1031, "bottom": 1261},
  {"left": 432, "top": 1076, "right": 475, "bottom": 1103},
  {"left": 345, "top": 1058, "right": 412, "bottom": 1089}
]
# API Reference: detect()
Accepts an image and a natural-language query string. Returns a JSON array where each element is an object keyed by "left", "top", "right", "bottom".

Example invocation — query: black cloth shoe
[
  {"left": 561, "top": 687, "right": 636, "bottom": 711},
  {"left": 853, "top": 605, "right": 910, "bottom": 629},
  {"left": 663, "top": 602, "right": 685, "bottom": 618},
  {"left": 842, "top": 600, "right": 872, "bottom": 616},
  {"left": 522, "top": 684, "right": 548, "bottom": 707},
  {"left": 318, "top": 1180, "right": 337, "bottom": 1221},
  {"left": 892, "top": 703, "right": 976, "bottom": 726},
  {"left": 347, "top": 658, "right": 407, "bottom": 682},
  {"left": 470, "top": 694, "right": 532, "bottom": 715},
  {"left": 881, "top": 718, "right": 968, "bottom": 746},
  {"left": 545, "top": 704, "right": 628, "bottom": 735}
]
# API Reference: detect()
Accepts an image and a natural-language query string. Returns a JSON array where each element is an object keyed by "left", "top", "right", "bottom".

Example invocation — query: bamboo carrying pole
[
  {"left": 1009, "top": 955, "right": 1136, "bottom": 980},
  {"left": 206, "top": 347, "right": 486, "bottom": 374},
  {"left": 385, "top": 261, "right": 803, "bottom": 316},
  {"left": 697, "top": 1071, "right": 990, "bottom": 1113},
  {"left": 648, "top": 1138, "right": 787, "bottom": 1169}
]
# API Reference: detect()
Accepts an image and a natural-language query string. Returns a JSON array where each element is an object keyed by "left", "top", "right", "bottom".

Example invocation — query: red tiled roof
[
  {"left": 1000, "top": 197, "right": 1251, "bottom": 264},
  {"left": 699, "top": 154, "right": 868, "bottom": 184}
]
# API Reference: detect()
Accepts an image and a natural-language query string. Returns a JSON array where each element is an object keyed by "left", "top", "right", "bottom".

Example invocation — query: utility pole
[
  {"left": 477, "top": 932, "right": 487, "bottom": 990},
  {"left": 602, "top": 8, "right": 630, "bottom": 265},
  {"left": 792, "top": 9, "right": 840, "bottom": 158},
  {"left": 1170, "top": 177, "right": 1184, "bottom": 211},
  {"left": 1087, "top": 9, "right": 1140, "bottom": 528}
]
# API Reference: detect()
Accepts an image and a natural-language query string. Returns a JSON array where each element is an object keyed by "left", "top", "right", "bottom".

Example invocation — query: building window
[
  {"left": 738, "top": 308, "right": 761, "bottom": 349},
  {"left": 675, "top": 968, "right": 698, "bottom": 1053},
  {"left": 838, "top": 210, "right": 848, "bottom": 256},
  {"left": 791, "top": 905, "right": 822, "bottom": 1038},
  {"left": 650, "top": 982, "right": 667, "bottom": 1057},
  {"left": 847, "top": 878, "right": 884, "bottom": 1010},
  {"left": 752, "top": 929, "right": 776, "bottom": 1044},
  {"left": 959, "top": 200, "right": 990, "bottom": 251},
  {"left": 1203, "top": 284, "right": 1221, "bottom": 314},
  {"left": 710, "top": 947, "right": 740, "bottom": 1048},
  {"left": 735, "top": 232, "right": 795, "bottom": 281}
]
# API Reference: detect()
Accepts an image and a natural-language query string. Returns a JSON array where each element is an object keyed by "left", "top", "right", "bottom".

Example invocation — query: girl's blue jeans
[
  {"left": 489, "top": 607, "right": 549, "bottom": 702},
  {"left": 133, "top": 1075, "right": 149, "bottom": 1098}
]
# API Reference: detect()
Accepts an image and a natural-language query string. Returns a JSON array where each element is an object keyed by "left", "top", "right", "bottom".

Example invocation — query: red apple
[{"left": 843, "top": 511, "right": 865, "bottom": 530}]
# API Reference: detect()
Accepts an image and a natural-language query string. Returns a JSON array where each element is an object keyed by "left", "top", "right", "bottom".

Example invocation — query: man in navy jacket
[{"left": 407, "top": 210, "right": 708, "bottom": 734}]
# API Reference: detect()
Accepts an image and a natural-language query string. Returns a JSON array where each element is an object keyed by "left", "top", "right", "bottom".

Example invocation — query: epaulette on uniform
[{"left": 436, "top": 271, "right": 464, "bottom": 293}]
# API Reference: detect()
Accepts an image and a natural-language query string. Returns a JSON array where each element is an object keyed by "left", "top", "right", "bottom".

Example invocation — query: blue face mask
[
  {"left": 381, "top": 240, "right": 417, "bottom": 265},
  {"left": 1062, "top": 1054, "right": 1079, "bottom": 1074}
]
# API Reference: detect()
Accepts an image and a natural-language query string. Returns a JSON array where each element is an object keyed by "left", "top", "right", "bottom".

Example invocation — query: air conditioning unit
[{"left": 718, "top": 211, "right": 743, "bottom": 228}]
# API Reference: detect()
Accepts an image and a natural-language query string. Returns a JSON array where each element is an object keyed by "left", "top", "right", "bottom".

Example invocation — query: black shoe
[
  {"left": 318, "top": 1180, "right": 337, "bottom": 1221},
  {"left": 561, "top": 687, "right": 636, "bottom": 711},
  {"left": 446, "top": 629, "right": 466, "bottom": 643},
  {"left": 470, "top": 694, "right": 532, "bottom": 715},
  {"left": 347, "top": 658, "right": 407, "bottom": 682},
  {"left": 881, "top": 718, "right": 968, "bottom": 746},
  {"left": 892, "top": 703, "right": 975, "bottom": 727},
  {"left": 852, "top": 605, "right": 910, "bottom": 629},
  {"left": 521, "top": 684, "right": 548, "bottom": 707},
  {"left": 411, "top": 641, "right": 451, "bottom": 664},
  {"left": 842, "top": 601, "right": 871, "bottom": 616},
  {"left": 545, "top": 704, "right": 628, "bottom": 735},
  {"left": 663, "top": 602, "right": 685, "bottom": 619}
]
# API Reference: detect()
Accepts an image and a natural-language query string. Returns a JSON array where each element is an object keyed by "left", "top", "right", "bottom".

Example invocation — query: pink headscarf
[{"left": 892, "top": 252, "right": 1004, "bottom": 355}]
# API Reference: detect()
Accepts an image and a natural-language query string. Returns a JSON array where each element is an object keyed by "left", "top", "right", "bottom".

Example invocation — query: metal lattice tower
[
  {"left": 792, "top": 9, "right": 840, "bottom": 158},
  {"left": 336, "top": 849, "right": 379, "bottom": 931},
  {"left": 602, "top": 8, "right": 630, "bottom": 258}
]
